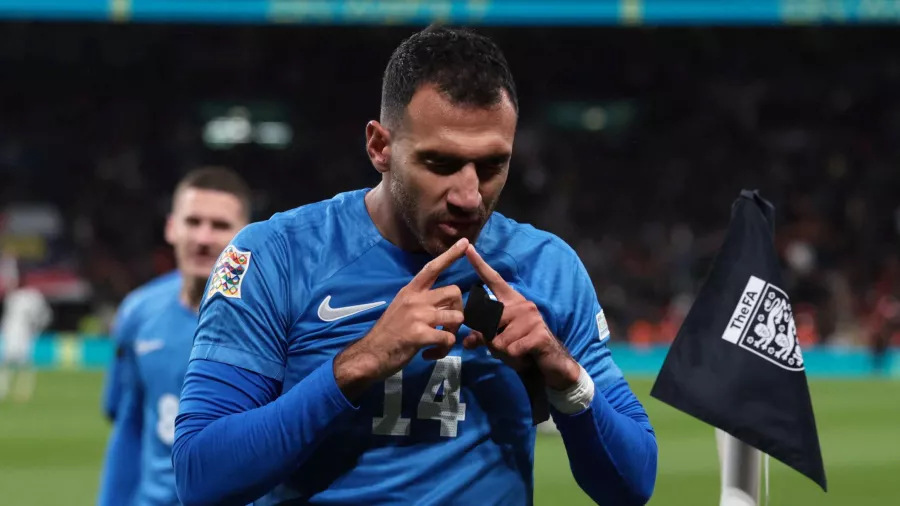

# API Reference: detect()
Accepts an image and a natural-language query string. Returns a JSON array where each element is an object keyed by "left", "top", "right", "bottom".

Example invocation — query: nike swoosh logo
[
  {"left": 317, "top": 296, "right": 386, "bottom": 322},
  {"left": 134, "top": 339, "right": 165, "bottom": 356}
]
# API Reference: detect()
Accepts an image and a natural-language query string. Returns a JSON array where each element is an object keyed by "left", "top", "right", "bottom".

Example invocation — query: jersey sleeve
[
  {"left": 551, "top": 251, "right": 658, "bottom": 505},
  {"left": 102, "top": 295, "right": 141, "bottom": 420},
  {"left": 190, "top": 222, "right": 293, "bottom": 381},
  {"left": 556, "top": 253, "right": 623, "bottom": 391},
  {"left": 97, "top": 368, "right": 143, "bottom": 506}
]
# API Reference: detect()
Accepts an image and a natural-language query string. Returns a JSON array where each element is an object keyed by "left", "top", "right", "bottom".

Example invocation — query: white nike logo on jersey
[
  {"left": 134, "top": 339, "right": 165, "bottom": 356},
  {"left": 317, "top": 296, "right": 386, "bottom": 322}
]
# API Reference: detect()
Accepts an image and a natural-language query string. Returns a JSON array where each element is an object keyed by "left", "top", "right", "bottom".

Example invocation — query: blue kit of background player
[{"left": 97, "top": 168, "right": 251, "bottom": 506}]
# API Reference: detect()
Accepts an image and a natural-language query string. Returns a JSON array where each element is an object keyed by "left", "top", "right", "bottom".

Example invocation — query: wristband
[{"left": 546, "top": 363, "right": 595, "bottom": 415}]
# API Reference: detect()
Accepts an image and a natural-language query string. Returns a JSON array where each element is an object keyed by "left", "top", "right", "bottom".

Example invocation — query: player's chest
[
  {"left": 288, "top": 269, "right": 552, "bottom": 361},
  {"left": 284, "top": 304, "right": 546, "bottom": 440},
  {"left": 132, "top": 327, "right": 194, "bottom": 393},
  {"left": 288, "top": 271, "right": 462, "bottom": 357},
  {"left": 280, "top": 348, "right": 536, "bottom": 445},
  {"left": 362, "top": 350, "right": 535, "bottom": 440}
]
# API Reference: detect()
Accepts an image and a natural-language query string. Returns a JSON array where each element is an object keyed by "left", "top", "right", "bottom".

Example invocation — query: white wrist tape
[{"left": 545, "top": 364, "right": 595, "bottom": 415}]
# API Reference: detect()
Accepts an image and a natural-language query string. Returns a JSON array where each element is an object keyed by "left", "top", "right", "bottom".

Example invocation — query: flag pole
[{"left": 717, "top": 429, "right": 762, "bottom": 506}]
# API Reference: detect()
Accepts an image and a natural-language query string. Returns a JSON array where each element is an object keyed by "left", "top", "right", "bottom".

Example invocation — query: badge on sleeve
[
  {"left": 207, "top": 245, "right": 252, "bottom": 301},
  {"left": 596, "top": 310, "right": 610, "bottom": 341}
]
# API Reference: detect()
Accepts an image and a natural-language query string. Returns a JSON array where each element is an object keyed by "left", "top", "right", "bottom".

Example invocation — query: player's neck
[
  {"left": 179, "top": 277, "right": 206, "bottom": 312},
  {"left": 364, "top": 184, "right": 425, "bottom": 253}
]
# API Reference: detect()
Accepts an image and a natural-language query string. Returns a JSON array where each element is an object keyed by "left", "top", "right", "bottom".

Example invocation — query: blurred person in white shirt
[{"left": 0, "top": 249, "right": 53, "bottom": 402}]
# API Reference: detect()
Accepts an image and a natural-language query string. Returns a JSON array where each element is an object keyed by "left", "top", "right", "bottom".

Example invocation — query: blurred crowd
[{"left": 0, "top": 23, "right": 898, "bottom": 347}]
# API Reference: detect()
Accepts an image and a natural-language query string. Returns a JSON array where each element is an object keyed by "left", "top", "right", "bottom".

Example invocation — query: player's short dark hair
[
  {"left": 174, "top": 166, "right": 252, "bottom": 220},
  {"left": 381, "top": 25, "right": 518, "bottom": 128}
]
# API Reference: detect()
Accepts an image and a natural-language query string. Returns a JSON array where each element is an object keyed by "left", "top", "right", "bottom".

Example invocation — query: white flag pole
[{"left": 716, "top": 429, "right": 762, "bottom": 506}]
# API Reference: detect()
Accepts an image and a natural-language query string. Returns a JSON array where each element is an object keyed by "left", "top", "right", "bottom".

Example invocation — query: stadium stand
[{"left": 0, "top": 24, "right": 897, "bottom": 349}]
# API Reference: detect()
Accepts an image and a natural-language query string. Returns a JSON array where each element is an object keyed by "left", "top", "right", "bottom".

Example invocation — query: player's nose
[
  {"left": 193, "top": 223, "right": 216, "bottom": 245},
  {"left": 446, "top": 163, "right": 482, "bottom": 212}
]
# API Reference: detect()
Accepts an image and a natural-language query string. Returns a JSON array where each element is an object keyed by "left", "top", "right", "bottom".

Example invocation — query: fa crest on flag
[
  {"left": 207, "top": 245, "right": 252, "bottom": 301},
  {"left": 723, "top": 275, "right": 804, "bottom": 371}
]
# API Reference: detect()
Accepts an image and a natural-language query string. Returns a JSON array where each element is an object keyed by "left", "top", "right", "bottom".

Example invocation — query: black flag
[{"left": 650, "top": 190, "right": 827, "bottom": 491}]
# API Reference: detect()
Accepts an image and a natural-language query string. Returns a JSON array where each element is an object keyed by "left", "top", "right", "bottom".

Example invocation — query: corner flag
[{"left": 650, "top": 190, "right": 827, "bottom": 492}]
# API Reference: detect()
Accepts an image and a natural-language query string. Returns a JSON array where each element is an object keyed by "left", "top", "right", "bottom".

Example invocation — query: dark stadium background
[
  {"left": 0, "top": 10, "right": 898, "bottom": 505},
  {"left": 4, "top": 25, "right": 898, "bottom": 348}
]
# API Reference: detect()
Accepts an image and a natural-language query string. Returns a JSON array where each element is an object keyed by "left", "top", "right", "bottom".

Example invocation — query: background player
[
  {"left": 0, "top": 249, "right": 53, "bottom": 403},
  {"left": 172, "top": 26, "right": 657, "bottom": 506},
  {"left": 97, "top": 167, "right": 251, "bottom": 506}
]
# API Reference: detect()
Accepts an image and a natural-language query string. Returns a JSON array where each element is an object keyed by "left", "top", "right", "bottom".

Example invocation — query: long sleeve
[
  {"left": 102, "top": 295, "right": 141, "bottom": 421},
  {"left": 97, "top": 376, "right": 143, "bottom": 506},
  {"left": 173, "top": 223, "right": 359, "bottom": 505},
  {"left": 102, "top": 349, "right": 129, "bottom": 422},
  {"left": 172, "top": 358, "right": 358, "bottom": 506},
  {"left": 543, "top": 250, "right": 658, "bottom": 505},
  {"left": 552, "top": 377, "right": 658, "bottom": 505}
]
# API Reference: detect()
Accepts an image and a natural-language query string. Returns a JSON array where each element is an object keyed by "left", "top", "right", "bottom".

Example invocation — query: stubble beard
[
  {"left": 389, "top": 174, "right": 499, "bottom": 257},
  {"left": 388, "top": 170, "right": 434, "bottom": 254}
]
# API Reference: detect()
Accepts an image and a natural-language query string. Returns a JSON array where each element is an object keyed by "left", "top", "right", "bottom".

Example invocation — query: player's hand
[
  {"left": 462, "top": 245, "right": 581, "bottom": 391},
  {"left": 334, "top": 238, "right": 468, "bottom": 400}
]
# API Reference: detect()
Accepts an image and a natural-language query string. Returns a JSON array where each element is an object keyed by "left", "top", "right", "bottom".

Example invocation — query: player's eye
[
  {"left": 185, "top": 217, "right": 201, "bottom": 227},
  {"left": 211, "top": 221, "right": 232, "bottom": 231},
  {"left": 423, "top": 157, "right": 462, "bottom": 175},
  {"left": 477, "top": 157, "right": 509, "bottom": 177}
]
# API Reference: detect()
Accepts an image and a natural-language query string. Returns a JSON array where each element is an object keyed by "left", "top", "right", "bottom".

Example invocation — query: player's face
[
  {"left": 166, "top": 188, "right": 247, "bottom": 280},
  {"left": 388, "top": 85, "right": 517, "bottom": 255}
]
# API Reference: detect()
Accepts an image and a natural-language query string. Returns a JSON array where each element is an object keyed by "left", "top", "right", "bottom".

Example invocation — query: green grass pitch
[{"left": 0, "top": 371, "right": 897, "bottom": 505}]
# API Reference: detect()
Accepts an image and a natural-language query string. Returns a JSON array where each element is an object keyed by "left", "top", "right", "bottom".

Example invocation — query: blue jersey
[
  {"left": 98, "top": 272, "right": 198, "bottom": 506},
  {"left": 181, "top": 188, "right": 654, "bottom": 505},
  {"left": 103, "top": 270, "right": 181, "bottom": 420}
]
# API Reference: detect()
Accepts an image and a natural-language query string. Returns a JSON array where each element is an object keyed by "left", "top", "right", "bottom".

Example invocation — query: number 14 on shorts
[{"left": 372, "top": 356, "right": 467, "bottom": 437}]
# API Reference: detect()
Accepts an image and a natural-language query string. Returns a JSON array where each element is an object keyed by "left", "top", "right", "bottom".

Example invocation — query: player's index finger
[
  {"left": 411, "top": 238, "right": 469, "bottom": 289},
  {"left": 465, "top": 245, "right": 516, "bottom": 299}
]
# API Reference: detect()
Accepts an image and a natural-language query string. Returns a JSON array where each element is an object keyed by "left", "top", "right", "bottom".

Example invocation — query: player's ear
[
  {"left": 366, "top": 120, "right": 392, "bottom": 174},
  {"left": 164, "top": 214, "right": 176, "bottom": 246}
]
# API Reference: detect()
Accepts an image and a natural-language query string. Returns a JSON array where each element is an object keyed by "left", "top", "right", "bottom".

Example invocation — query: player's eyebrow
[{"left": 416, "top": 149, "right": 511, "bottom": 165}]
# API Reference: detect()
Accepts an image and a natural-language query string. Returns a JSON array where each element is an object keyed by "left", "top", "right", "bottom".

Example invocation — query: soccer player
[
  {"left": 174, "top": 26, "right": 658, "bottom": 506},
  {"left": 0, "top": 251, "right": 52, "bottom": 403},
  {"left": 97, "top": 167, "right": 252, "bottom": 506}
]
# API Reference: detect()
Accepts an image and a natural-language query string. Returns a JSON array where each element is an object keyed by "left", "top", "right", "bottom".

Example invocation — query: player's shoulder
[
  {"left": 7, "top": 287, "right": 45, "bottom": 302},
  {"left": 116, "top": 271, "right": 181, "bottom": 330},
  {"left": 231, "top": 189, "right": 382, "bottom": 279},
  {"left": 483, "top": 212, "right": 581, "bottom": 269},
  {"left": 20, "top": 287, "right": 49, "bottom": 306},
  {"left": 122, "top": 271, "right": 180, "bottom": 306},
  {"left": 237, "top": 189, "right": 370, "bottom": 247},
  {"left": 483, "top": 214, "right": 600, "bottom": 335}
]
